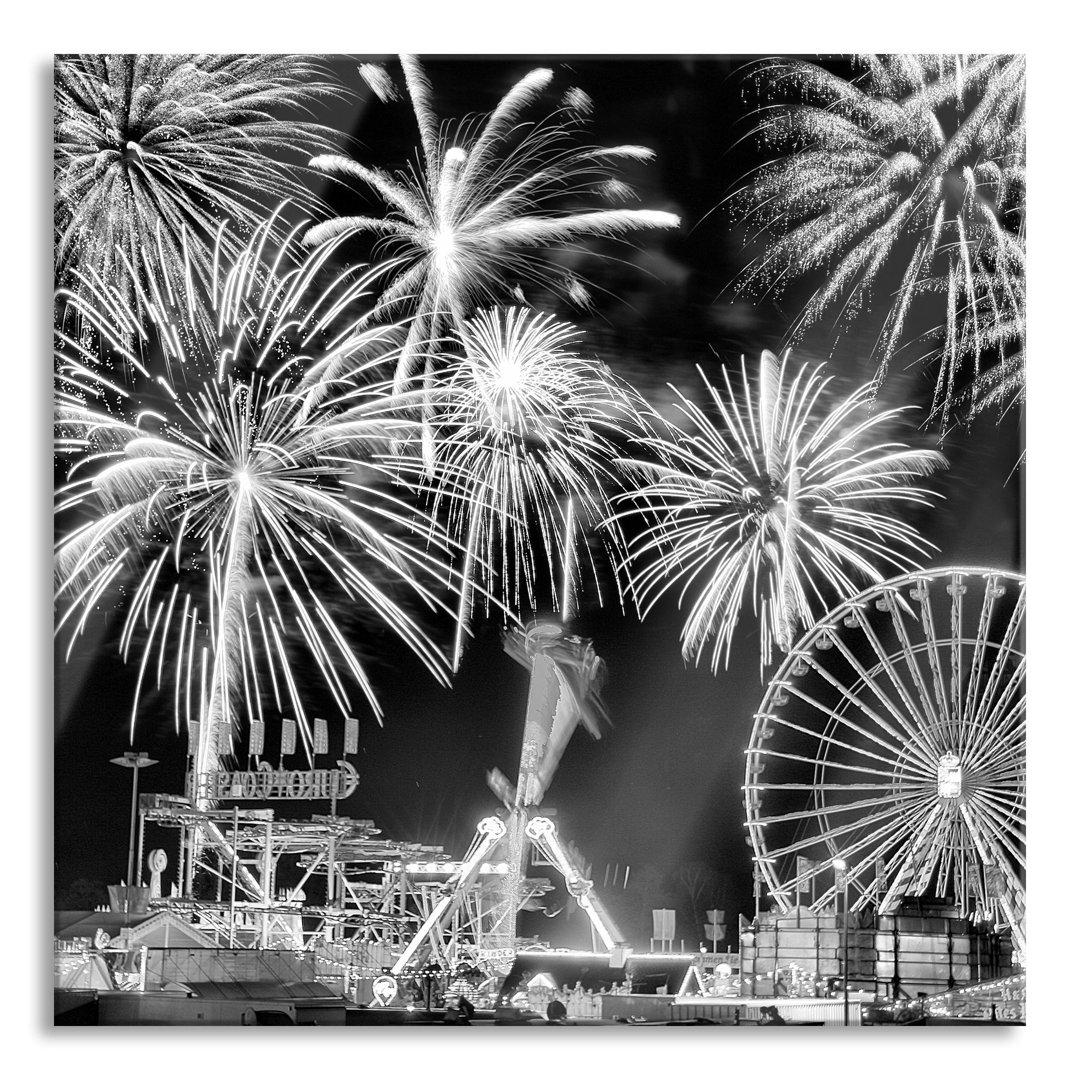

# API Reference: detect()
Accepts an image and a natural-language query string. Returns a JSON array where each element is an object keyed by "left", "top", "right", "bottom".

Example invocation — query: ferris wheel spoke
[
  {"left": 970, "top": 583, "right": 1025, "bottom": 735},
  {"left": 962, "top": 574, "right": 1004, "bottom": 729},
  {"left": 976, "top": 691, "right": 1027, "bottom": 742},
  {"left": 974, "top": 658, "right": 1026, "bottom": 750},
  {"left": 959, "top": 802, "right": 1026, "bottom": 955},
  {"left": 906, "top": 805, "right": 953, "bottom": 899},
  {"left": 968, "top": 744, "right": 1025, "bottom": 787},
  {"left": 872, "top": 844, "right": 929, "bottom": 912},
  {"left": 802, "top": 638, "right": 939, "bottom": 767},
  {"left": 849, "top": 605, "right": 944, "bottom": 756},
  {"left": 827, "top": 817, "right": 932, "bottom": 899},
  {"left": 878, "top": 802, "right": 944, "bottom": 913},
  {"left": 998, "top": 861, "right": 1027, "bottom": 915},
  {"left": 750, "top": 791, "right": 924, "bottom": 828},
  {"left": 772, "top": 822, "right": 899, "bottom": 912},
  {"left": 967, "top": 712, "right": 1025, "bottom": 775},
  {"left": 971, "top": 781, "right": 1026, "bottom": 814},
  {"left": 756, "top": 781, "right": 927, "bottom": 794},
  {"left": 973, "top": 707, "right": 1026, "bottom": 753},
  {"left": 752, "top": 746, "right": 923, "bottom": 780},
  {"left": 962, "top": 799, "right": 1026, "bottom": 875},
  {"left": 948, "top": 573, "right": 965, "bottom": 745},
  {"left": 911, "top": 577, "right": 954, "bottom": 745},
  {"left": 816, "top": 624, "right": 941, "bottom": 769},
  {"left": 755, "top": 808, "right": 913, "bottom": 868},
  {"left": 931, "top": 824, "right": 958, "bottom": 900},
  {"left": 880, "top": 590, "right": 943, "bottom": 742},
  {"left": 977, "top": 789, "right": 1025, "bottom": 820},
  {"left": 770, "top": 795, "right": 940, "bottom": 914},
  {"left": 971, "top": 741, "right": 1026, "bottom": 781},
  {"left": 967, "top": 795, "right": 1026, "bottom": 868},
  {"left": 752, "top": 789, "right": 936, "bottom": 847},
  {"left": 768, "top": 702, "right": 932, "bottom": 777}
]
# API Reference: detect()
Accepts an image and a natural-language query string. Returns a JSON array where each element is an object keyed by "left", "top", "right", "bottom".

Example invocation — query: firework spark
[
  {"left": 55, "top": 54, "right": 345, "bottom": 340},
  {"left": 302, "top": 54, "right": 680, "bottom": 389},
  {"left": 55, "top": 214, "right": 464, "bottom": 793},
  {"left": 428, "top": 307, "right": 641, "bottom": 666},
  {"left": 733, "top": 54, "right": 1025, "bottom": 422},
  {"left": 615, "top": 349, "right": 947, "bottom": 673}
]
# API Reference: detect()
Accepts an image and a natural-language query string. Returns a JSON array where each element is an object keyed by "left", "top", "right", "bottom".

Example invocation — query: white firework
[
  {"left": 303, "top": 55, "right": 680, "bottom": 390},
  {"left": 55, "top": 53, "right": 345, "bottom": 341},
  {"left": 734, "top": 54, "right": 1025, "bottom": 422},
  {"left": 428, "top": 307, "right": 643, "bottom": 666},
  {"left": 616, "top": 349, "right": 948, "bottom": 673},
  {"left": 55, "top": 212, "right": 464, "bottom": 789}
]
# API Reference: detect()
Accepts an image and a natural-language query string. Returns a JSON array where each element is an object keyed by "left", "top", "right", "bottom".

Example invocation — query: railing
[
  {"left": 921, "top": 973, "right": 1026, "bottom": 1023},
  {"left": 520, "top": 985, "right": 605, "bottom": 1019},
  {"left": 54, "top": 942, "right": 147, "bottom": 992}
]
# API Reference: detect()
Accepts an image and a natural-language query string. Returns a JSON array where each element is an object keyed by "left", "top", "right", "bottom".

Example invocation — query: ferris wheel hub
[{"left": 937, "top": 752, "right": 963, "bottom": 800}]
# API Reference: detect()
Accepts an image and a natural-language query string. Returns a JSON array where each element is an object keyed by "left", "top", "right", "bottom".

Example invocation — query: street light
[
  {"left": 419, "top": 961, "right": 442, "bottom": 1014},
  {"left": 832, "top": 858, "right": 850, "bottom": 1027},
  {"left": 111, "top": 751, "right": 157, "bottom": 887}
]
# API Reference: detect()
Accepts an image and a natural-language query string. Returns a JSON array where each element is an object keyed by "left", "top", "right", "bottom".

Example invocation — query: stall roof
[
  {"left": 499, "top": 951, "right": 702, "bottom": 996},
  {"left": 178, "top": 980, "right": 340, "bottom": 1001}
]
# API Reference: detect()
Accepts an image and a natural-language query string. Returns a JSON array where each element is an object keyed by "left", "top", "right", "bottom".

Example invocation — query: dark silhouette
[
  {"left": 758, "top": 1005, "right": 787, "bottom": 1025},
  {"left": 546, "top": 999, "right": 568, "bottom": 1024}
]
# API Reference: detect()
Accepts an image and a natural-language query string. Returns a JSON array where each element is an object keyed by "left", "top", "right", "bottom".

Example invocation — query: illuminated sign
[
  {"left": 198, "top": 760, "right": 359, "bottom": 801},
  {"left": 476, "top": 947, "right": 519, "bottom": 965},
  {"left": 372, "top": 975, "right": 398, "bottom": 1007}
]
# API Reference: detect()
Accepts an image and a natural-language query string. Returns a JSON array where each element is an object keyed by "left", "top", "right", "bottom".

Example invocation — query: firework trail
[
  {"left": 55, "top": 211, "right": 466, "bottom": 795},
  {"left": 55, "top": 54, "right": 346, "bottom": 342},
  {"left": 302, "top": 55, "right": 680, "bottom": 391},
  {"left": 427, "top": 307, "right": 643, "bottom": 666},
  {"left": 732, "top": 54, "right": 1025, "bottom": 423},
  {"left": 614, "top": 349, "right": 947, "bottom": 673}
]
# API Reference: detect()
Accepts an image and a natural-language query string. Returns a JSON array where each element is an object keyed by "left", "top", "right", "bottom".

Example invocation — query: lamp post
[
  {"left": 111, "top": 751, "right": 157, "bottom": 887},
  {"left": 832, "top": 858, "right": 850, "bottom": 1026},
  {"left": 420, "top": 961, "right": 442, "bottom": 1014}
]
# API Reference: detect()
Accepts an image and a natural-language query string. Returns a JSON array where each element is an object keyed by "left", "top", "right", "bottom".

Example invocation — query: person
[
  {"left": 546, "top": 999, "right": 568, "bottom": 1024},
  {"left": 758, "top": 1005, "right": 787, "bottom": 1025}
]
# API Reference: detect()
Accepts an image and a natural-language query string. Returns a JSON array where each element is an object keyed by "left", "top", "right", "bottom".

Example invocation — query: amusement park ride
[
  {"left": 87, "top": 567, "right": 1024, "bottom": 1010},
  {"left": 744, "top": 569, "right": 1026, "bottom": 959},
  {"left": 391, "top": 621, "right": 624, "bottom": 974},
  {"left": 124, "top": 619, "right": 623, "bottom": 984}
]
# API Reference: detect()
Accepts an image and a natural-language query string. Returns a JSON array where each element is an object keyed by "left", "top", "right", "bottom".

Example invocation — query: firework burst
[
  {"left": 615, "top": 349, "right": 947, "bottom": 673},
  {"left": 55, "top": 53, "right": 345, "bottom": 340},
  {"left": 733, "top": 54, "right": 1025, "bottom": 422},
  {"left": 55, "top": 214, "right": 464, "bottom": 793},
  {"left": 302, "top": 55, "right": 680, "bottom": 390},
  {"left": 427, "top": 307, "right": 642, "bottom": 666}
]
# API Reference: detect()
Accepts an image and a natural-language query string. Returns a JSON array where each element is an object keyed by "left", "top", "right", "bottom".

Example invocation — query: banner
[
  {"left": 652, "top": 908, "right": 676, "bottom": 941},
  {"left": 704, "top": 910, "right": 726, "bottom": 945},
  {"left": 796, "top": 855, "right": 813, "bottom": 893},
  {"left": 281, "top": 717, "right": 296, "bottom": 756}
]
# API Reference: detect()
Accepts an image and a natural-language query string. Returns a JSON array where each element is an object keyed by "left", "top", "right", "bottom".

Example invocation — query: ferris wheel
[{"left": 744, "top": 567, "right": 1025, "bottom": 957}]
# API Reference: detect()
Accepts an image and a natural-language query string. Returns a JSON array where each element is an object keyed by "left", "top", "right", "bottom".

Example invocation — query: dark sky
[{"left": 53, "top": 56, "right": 1022, "bottom": 942}]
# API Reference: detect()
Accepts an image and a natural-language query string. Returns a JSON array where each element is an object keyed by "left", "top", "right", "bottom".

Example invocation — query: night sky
[{"left": 52, "top": 55, "right": 1022, "bottom": 947}]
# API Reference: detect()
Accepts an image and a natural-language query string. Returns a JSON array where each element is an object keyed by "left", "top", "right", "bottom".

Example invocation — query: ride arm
[
  {"left": 391, "top": 816, "right": 507, "bottom": 975},
  {"left": 525, "top": 817, "right": 623, "bottom": 951}
]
